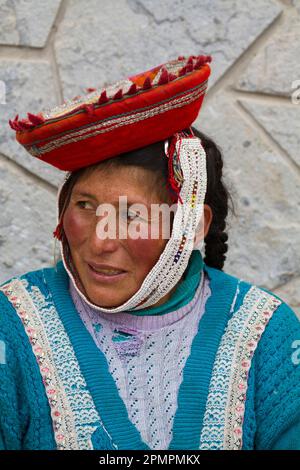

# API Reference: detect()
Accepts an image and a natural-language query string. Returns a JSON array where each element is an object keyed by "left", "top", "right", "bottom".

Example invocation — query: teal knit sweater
[{"left": 0, "top": 259, "right": 299, "bottom": 450}]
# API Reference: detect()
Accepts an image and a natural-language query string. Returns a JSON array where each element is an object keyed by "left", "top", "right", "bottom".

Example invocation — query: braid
[{"left": 191, "top": 127, "right": 235, "bottom": 271}]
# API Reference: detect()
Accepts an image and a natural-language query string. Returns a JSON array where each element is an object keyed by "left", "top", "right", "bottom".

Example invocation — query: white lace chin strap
[{"left": 56, "top": 133, "right": 207, "bottom": 312}]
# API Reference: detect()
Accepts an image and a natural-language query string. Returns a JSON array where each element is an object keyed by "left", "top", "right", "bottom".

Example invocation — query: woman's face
[{"left": 63, "top": 166, "right": 175, "bottom": 308}]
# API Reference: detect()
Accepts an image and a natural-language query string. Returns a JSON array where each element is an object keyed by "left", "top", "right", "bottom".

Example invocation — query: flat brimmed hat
[{"left": 9, "top": 54, "right": 211, "bottom": 171}]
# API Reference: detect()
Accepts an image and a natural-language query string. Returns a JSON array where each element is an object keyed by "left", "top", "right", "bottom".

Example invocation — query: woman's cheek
[
  {"left": 127, "top": 235, "right": 167, "bottom": 273},
  {"left": 63, "top": 207, "right": 89, "bottom": 246}
]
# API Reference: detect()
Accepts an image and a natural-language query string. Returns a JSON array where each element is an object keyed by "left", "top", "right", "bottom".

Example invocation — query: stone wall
[{"left": 0, "top": 0, "right": 299, "bottom": 316}]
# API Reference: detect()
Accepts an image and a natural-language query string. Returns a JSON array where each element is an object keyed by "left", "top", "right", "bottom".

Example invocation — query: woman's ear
[{"left": 193, "top": 204, "right": 213, "bottom": 249}]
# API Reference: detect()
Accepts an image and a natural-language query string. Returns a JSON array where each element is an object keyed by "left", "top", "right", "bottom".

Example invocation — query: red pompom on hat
[{"left": 9, "top": 54, "right": 212, "bottom": 171}]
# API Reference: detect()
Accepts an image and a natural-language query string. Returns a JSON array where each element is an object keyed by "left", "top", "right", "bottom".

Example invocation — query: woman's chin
[{"left": 84, "top": 288, "right": 135, "bottom": 309}]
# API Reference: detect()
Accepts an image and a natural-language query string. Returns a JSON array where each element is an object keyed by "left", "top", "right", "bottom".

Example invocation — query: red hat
[{"left": 9, "top": 54, "right": 211, "bottom": 171}]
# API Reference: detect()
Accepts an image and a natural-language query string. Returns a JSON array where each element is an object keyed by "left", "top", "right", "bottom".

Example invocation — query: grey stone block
[
  {"left": 239, "top": 100, "right": 300, "bottom": 168},
  {"left": 237, "top": 7, "right": 300, "bottom": 96},
  {"left": 54, "top": 0, "right": 281, "bottom": 98},
  {"left": 0, "top": 0, "right": 61, "bottom": 47},
  {"left": 195, "top": 91, "right": 300, "bottom": 290},
  {"left": 0, "top": 157, "right": 57, "bottom": 284},
  {"left": 0, "top": 60, "right": 62, "bottom": 186}
]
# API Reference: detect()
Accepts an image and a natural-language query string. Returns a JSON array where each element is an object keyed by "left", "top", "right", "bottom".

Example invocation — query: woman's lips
[{"left": 87, "top": 263, "right": 127, "bottom": 283}]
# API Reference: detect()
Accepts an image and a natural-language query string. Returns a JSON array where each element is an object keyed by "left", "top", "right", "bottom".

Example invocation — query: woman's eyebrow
[
  {"left": 72, "top": 190, "right": 98, "bottom": 200},
  {"left": 72, "top": 190, "right": 150, "bottom": 207}
]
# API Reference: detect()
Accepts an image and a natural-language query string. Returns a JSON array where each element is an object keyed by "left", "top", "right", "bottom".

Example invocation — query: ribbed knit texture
[{"left": 0, "top": 263, "right": 299, "bottom": 450}]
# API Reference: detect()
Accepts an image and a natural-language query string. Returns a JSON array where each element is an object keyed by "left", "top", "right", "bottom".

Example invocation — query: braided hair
[
  {"left": 55, "top": 126, "right": 235, "bottom": 271},
  {"left": 192, "top": 127, "right": 235, "bottom": 270}
]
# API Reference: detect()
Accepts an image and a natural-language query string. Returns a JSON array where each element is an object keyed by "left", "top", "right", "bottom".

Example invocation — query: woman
[{"left": 1, "top": 55, "right": 299, "bottom": 450}]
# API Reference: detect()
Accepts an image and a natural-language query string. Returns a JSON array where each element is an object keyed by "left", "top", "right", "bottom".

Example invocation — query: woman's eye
[
  {"left": 120, "top": 210, "right": 142, "bottom": 222},
  {"left": 128, "top": 211, "right": 140, "bottom": 221},
  {"left": 76, "top": 200, "right": 92, "bottom": 209}
]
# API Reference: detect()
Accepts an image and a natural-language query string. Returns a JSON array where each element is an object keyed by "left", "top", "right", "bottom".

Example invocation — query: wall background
[{"left": 0, "top": 0, "right": 299, "bottom": 316}]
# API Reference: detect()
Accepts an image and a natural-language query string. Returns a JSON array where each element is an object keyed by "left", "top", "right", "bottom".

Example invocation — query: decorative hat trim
[
  {"left": 9, "top": 55, "right": 211, "bottom": 131},
  {"left": 9, "top": 53, "right": 211, "bottom": 172},
  {"left": 25, "top": 80, "right": 207, "bottom": 158}
]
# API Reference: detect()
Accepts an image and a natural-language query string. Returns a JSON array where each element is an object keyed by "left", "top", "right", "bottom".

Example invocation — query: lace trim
[
  {"left": 0, "top": 278, "right": 117, "bottom": 450},
  {"left": 199, "top": 285, "right": 281, "bottom": 450}
]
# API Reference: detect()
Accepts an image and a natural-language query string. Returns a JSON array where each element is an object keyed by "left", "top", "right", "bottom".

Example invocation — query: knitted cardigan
[
  {"left": 68, "top": 253, "right": 211, "bottom": 450},
  {"left": 0, "top": 260, "right": 299, "bottom": 450}
]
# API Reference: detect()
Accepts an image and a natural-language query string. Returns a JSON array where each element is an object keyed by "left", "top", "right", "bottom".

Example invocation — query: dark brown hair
[{"left": 56, "top": 126, "right": 235, "bottom": 270}]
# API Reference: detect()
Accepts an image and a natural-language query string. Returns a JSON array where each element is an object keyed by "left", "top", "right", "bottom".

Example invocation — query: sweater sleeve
[
  {"left": 0, "top": 291, "right": 28, "bottom": 449},
  {"left": 0, "top": 286, "right": 57, "bottom": 450},
  {"left": 253, "top": 291, "right": 300, "bottom": 450}
]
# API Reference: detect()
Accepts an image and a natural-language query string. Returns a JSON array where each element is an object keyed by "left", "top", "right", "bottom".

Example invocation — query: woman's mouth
[{"left": 87, "top": 264, "right": 127, "bottom": 282}]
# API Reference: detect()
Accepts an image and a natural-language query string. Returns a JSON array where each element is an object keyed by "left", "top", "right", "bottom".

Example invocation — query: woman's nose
[{"left": 88, "top": 215, "right": 120, "bottom": 253}]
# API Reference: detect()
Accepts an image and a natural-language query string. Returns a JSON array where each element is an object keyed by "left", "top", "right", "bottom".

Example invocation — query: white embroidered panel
[{"left": 199, "top": 285, "right": 281, "bottom": 450}]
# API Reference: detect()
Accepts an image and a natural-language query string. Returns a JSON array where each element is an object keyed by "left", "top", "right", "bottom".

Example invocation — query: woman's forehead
[
  {"left": 72, "top": 166, "right": 162, "bottom": 202},
  {"left": 80, "top": 164, "right": 152, "bottom": 183}
]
